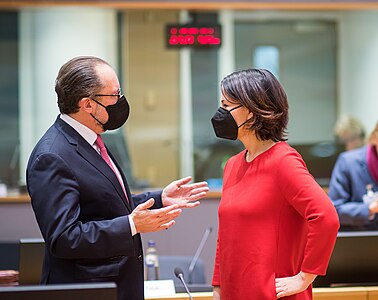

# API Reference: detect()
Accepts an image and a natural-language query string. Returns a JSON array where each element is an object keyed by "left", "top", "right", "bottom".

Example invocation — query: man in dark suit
[{"left": 26, "top": 56, "right": 209, "bottom": 300}]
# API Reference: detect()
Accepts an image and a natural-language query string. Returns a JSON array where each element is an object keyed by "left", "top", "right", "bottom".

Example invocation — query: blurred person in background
[
  {"left": 334, "top": 115, "right": 366, "bottom": 151},
  {"left": 329, "top": 122, "right": 378, "bottom": 231}
]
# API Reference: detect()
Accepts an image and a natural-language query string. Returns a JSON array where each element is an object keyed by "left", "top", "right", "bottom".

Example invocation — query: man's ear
[{"left": 79, "top": 97, "right": 93, "bottom": 113}]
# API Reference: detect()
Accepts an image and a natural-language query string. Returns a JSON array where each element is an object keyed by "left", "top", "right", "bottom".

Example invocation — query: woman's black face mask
[
  {"left": 91, "top": 95, "right": 130, "bottom": 131},
  {"left": 211, "top": 105, "right": 247, "bottom": 140}
]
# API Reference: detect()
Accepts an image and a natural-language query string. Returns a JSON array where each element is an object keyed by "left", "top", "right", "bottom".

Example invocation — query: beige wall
[{"left": 123, "top": 10, "right": 180, "bottom": 187}]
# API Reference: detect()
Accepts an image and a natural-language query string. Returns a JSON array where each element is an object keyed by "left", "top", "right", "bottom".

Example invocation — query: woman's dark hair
[
  {"left": 55, "top": 56, "right": 110, "bottom": 114},
  {"left": 221, "top": 68, "right": 288, "bottom": 141}
]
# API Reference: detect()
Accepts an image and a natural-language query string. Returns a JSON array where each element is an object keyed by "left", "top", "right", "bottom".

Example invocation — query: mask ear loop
[
  {"left": 90, "top": 113, "right": 106, "bottom": 128},
  {"left": 89, "top": 98, "right": 106, "bottom": 128},
  {"left": 90, "top": 97, "right": 107, "bottom": 108},
  {"left": 229, "top": 105, "right": 243, "bottom": 113},
  {"left": 228, "top": 104, "right": 250, "bottom": 128},
  {"left": 237, "top": 107, "right": 253, "bottom": 129},
  {"left": 238, "top": 118, "right": 250, "bottom": 128}
]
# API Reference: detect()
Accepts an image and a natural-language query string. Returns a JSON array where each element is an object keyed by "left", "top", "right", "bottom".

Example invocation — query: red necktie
[{"left": 95, "top": 135, "right": 129, "bottom": 202}]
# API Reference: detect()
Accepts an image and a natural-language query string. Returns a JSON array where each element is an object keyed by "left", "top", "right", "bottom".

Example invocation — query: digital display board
[{"left": 166, "top": 23, "right": 222, "bottom": 48}]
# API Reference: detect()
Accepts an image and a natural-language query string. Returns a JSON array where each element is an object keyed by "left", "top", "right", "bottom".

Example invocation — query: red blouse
[{"left": 212, "top": 142, "right": 339, "bottom": 300}]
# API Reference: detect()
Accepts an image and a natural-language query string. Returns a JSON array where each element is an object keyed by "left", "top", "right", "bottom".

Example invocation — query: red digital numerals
[{"left": 167, "top": 25, "right": 221, "bottom": 47}]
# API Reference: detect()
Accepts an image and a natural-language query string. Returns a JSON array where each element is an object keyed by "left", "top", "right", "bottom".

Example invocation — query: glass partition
[{"left": 0, "top": 7, "right": 378, "bottom": 191}]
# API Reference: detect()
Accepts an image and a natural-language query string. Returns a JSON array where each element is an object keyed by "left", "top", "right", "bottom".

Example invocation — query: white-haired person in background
[{"left": 334, "top": 115, "right": 366, "bottom": 151}]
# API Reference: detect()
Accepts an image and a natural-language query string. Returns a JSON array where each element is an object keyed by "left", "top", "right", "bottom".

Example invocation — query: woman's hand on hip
[{"left": 275, "top": 271, "right": 317, "bottom": 299}]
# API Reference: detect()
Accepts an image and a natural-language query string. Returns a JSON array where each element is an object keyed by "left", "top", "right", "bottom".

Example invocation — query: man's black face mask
[{"left": 91, "top": 95, "right": 130, "bottom": 131}]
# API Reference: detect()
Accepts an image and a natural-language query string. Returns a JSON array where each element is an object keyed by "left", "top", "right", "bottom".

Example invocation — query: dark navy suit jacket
[
  {"left": 328, "top": 145, "right": 378, "bottom": 230},
  {"left": 26, "top": 116, "right": 163, "bottom": 300}
]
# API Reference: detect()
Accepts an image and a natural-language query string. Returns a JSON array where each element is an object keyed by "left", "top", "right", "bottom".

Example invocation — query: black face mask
[
  {"left": 211, "top": 105, "right": 248, "bottom": 140},
  {"left": 91, "top": 95, "right": 130, "bottom": 131}
]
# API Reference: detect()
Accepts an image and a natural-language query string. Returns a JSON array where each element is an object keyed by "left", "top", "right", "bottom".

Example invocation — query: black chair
[
  {"left": 158, "top": 255, "right": 212, "bottom": 292},
  {"left": 18, "top": 238, "right": 45, "bottom": 285},
  {"left": 0, "top": 242, "right": 19, "bottom": 270}
]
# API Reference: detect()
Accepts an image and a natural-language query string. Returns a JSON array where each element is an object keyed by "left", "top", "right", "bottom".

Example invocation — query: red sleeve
[
  {"left": 212, "top": 232, "right": 221, "bottom": 286},
  {"left": 278, "top": 150, "right": 340, "bottom": 275}
]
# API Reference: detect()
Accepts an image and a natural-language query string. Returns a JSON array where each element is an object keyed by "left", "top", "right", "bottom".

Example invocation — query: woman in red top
[{"left": 210, "top": 69, "right": 339, "bottom": 299}]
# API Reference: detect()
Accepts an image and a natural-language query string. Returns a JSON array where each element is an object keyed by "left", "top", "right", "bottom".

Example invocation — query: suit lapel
[
  {"left": 55, "top": 118, "right": 132, "bottom": 212},
  {"left": 77, "top": 142, "right": 132, "bottom": 211}
]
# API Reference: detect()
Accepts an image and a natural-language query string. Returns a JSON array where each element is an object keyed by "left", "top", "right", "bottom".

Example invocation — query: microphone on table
[
  {"left": 174, "top": 267, "right": 193, "bottom": 300},
  {"left": 188, "top": 226, "right": 212, "bottom": 284}
]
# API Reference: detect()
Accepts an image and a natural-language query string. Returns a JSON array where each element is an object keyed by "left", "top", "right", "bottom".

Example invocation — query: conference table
[{"left": 145, "top": 287, "right": 378, "bottom": 300}]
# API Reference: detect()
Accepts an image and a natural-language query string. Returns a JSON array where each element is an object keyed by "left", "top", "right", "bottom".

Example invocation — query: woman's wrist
[{"left": 299, "top": 271, "right": 317, "bottom": 287}]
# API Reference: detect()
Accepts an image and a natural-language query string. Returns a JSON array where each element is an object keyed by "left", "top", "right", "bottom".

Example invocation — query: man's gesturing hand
[
  {"left": 162, "top": 176, "right": 209, "bottom": 208},
  {"left": 131, "top": 198, "right": 182, "bottom": 233}
]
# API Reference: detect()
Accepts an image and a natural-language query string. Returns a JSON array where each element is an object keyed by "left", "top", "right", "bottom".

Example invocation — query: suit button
[{"left": 138, "top": 255, "right": 143, "bottom": 262}]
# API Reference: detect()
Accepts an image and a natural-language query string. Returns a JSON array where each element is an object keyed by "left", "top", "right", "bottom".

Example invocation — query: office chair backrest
[
  {"left": 18, "top": 238, "right": 45, "bottom": 285},
  {"left": 158, "top": 255, "right": 206, "bottom": 285}
]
